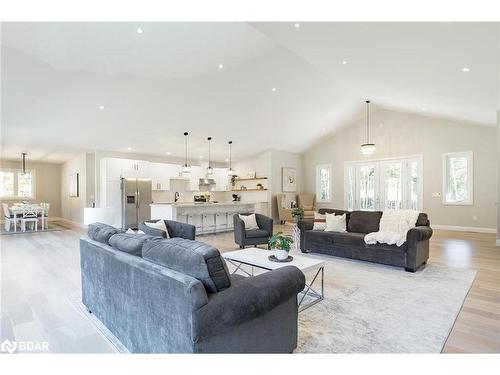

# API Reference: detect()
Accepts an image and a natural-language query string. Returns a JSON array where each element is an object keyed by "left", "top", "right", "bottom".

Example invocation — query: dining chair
[
  {"left": 20, "top": 208, "right": 38, "bottom": 232},
  {"left": 3, "top": 203, "right": 19, "bottom": 232},
  {"left": 38, "top": 202, "right": 50, "bottom": 229}
]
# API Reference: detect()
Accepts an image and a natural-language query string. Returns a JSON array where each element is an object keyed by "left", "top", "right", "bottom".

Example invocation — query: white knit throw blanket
[{"left": 364, "top": 210, "right": 420, "bottom": 247}]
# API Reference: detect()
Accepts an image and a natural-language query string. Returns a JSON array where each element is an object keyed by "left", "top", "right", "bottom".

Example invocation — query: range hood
[{"left": 199, "top": 177, "right": 216, "bottom": 186}]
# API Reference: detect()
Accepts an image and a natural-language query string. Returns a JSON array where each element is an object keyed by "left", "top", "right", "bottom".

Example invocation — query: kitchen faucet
[{"left": 174, "top": 192, "right": 180, "bottom": 203}]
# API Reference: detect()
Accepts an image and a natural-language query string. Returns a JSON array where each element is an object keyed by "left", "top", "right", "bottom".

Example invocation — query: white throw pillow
[
  {"left": 312, "top": 212, "right": 327, "bottom": 231},
  {"left": 324, "top": 213, "right": 347, "bottom": 232},
  {"left": 239, "top": 214, "right": 259, "bottom": 230},
  {"left": 126, "top": 228, "right": 147, "bottom": 234},
  {"left": 145, "top": 220, "right": 170, "bottom": 238}
]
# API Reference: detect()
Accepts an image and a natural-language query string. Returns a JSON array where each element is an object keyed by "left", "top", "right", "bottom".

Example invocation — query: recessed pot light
[
  {"left": 462, "top": 67, "right": 470, "bottom": 72},
  {"left": 98, "top": 105, "right": 105, "bottom": 110},
  {"left": 127, "top": 147, "right": 132, "bottom": 151},
  {"left": 166, "top": 151, "right": 171, "bottom": 155},
  {"left": 342, "top": 60, "right": 348, "bottom": 65},
  {"left": 321, "top": 128, "right": 326, "bottom": 131},
  {"left": 271, "top": 87, "right": 277, "bottom": 92},
  {"left": 218, "top": 64, "right": 224, "bottom": 69},
  {"left": 199, "top": 155, "right": 203, "bottom": 159},
  {"left": 294, "top": 23, "right": 300, "bottom": 28},
  {"left": 137, "top": 28, "right": 143, "bottom": 34}
]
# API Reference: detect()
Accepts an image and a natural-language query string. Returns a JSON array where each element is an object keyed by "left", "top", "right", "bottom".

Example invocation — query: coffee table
[{"left": 222, "top": 247, "right": 325, "bottom": 312}]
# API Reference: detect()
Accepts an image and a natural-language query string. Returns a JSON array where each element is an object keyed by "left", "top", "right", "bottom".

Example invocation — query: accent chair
[
  {"left": 233, "top": 213, "right": 273, "bottom": 249},
  {"left": 297, "top": 193, "right": 316, "bottom": 219},
  {"left": 276, "top": 193, "right": 294, "bottom": 224}
]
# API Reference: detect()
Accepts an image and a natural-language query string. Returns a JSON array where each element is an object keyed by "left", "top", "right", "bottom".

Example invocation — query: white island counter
[{"left": 150, "top": 202, "right": 256, "bottom": 235}]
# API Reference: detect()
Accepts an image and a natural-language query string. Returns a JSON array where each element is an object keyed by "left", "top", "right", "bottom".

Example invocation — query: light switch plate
[{"left": 432, "top": 192, "right": 441, "bottom": 197}]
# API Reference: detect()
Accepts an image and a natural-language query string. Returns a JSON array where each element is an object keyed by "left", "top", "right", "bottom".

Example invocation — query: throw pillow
[
  {"left": 312, "top": 212, "right": 327, "bottom": 231},
  {"left": 325, "top": 213, "right": 347, "bottom": 232},
  {"left": 145, "top": 220, "right": 170, "bottom": 238},
  {"left": 239, "top": 214, "right": 259, "bottom": 230}
]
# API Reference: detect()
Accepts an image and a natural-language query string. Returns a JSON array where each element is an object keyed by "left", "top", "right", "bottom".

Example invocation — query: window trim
[
  {"left": 0, "top": 168, "right": 36, "bottom": 200},
  {"left": 316, "top": 164, "right": 332, "bottom": 203},
  {"left": 442, "top": 151, "right": 473, "bottom": 206}
]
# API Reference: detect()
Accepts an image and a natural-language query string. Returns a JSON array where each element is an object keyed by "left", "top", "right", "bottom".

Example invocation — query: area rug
[
  {"left": 295, "top": 255, "right": 476, "bottom": 353},
  {"left": 0, "top": 224, "right": 66, "bottom": 235},
  {"left": 69, "top": 255, "right": 476, "bottom": 354}
]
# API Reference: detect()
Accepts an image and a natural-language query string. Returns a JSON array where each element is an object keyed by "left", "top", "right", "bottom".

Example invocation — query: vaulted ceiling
[{"left": 1, "top": 22, "right": 498, "bottom": 162}]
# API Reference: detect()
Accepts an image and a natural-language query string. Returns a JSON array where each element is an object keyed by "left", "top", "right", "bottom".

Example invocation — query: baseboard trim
[{"left": 432, "top": 224, "right": 496, "bottom": 234}]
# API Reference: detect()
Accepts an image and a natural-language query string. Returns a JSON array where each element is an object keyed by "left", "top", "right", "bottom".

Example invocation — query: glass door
[
  {"left": 380, "top": 160, "right": 404, "bottom": 210},
  {"left": 357, "top": 163, "right": 379, "bottom": 211}
]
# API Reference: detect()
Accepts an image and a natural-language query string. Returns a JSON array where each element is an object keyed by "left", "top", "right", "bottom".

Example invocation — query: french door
[{"left": 345, "top": 156, "right": 423, "bottom": 211}]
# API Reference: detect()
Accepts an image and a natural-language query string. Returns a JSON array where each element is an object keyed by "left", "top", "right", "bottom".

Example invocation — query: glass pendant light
[
  {"left": 206, "top": 137, "right": 213, "bottom": 176},
  {"left": 360, "top": 100, "right": 376, "bottom": 156},
  {"left": 227, "top": 141, "right": 235, "bottom": 176},
  {"left": 181, "top": 132, "right": 191, "bottom": 173}
]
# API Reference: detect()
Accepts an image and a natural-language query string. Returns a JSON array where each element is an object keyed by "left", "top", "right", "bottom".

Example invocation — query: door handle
[{"left": 137, "top": 190, "right": 141, "bottom": 207}]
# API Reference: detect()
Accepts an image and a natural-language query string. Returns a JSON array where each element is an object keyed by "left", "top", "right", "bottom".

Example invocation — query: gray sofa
[
  {"left": 81, "top": 222, "right": 305, "bottom": 353},
  {"left": 233, "top": 213, "right": 273, "bottom": 248},
  {"left": 298, "top": 209, "right": 432, "bottom": 272}
]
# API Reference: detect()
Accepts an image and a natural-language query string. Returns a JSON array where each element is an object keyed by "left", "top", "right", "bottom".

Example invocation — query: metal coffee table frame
[{"left": 226, "top": 258, "right": 324, "bottom": 313}]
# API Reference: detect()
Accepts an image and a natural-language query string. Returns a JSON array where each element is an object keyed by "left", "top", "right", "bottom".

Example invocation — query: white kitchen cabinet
[
  {"left": 101, "top": 157, "right": 150, "bottom": 180},
  {"left": 122, "top": 159, "right": 150, "bottom": 178},
  {"left": 151, "top": 163, "right": 170, "bottom": 191},
  {"left": 187, "top": 214, "right": 203, "bottom": 232},
  {"left": 215, "top": 212, "right": 227, "bottom": 230}
]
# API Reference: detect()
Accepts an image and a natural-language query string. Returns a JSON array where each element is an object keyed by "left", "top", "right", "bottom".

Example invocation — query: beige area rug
[{"left": 295, "top": 254, "right": 476, "bottom": 353}]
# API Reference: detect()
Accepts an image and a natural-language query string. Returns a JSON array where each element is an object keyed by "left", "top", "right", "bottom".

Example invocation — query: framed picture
[
  {"left": 69, "top": 173, "right": 79, "bottom": 197},
  {"left": 282, "top": 167, "right": 297, "bottom": 192}
]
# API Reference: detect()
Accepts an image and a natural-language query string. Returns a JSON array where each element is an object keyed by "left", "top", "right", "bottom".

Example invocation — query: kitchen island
[{"left": 150, "top": 202, "right": 256, "bottom": 235}]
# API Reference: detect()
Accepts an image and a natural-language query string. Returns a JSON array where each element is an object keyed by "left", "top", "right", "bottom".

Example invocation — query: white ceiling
[{"left": 1, "top": 22, "right": 498, "bottom": 163}]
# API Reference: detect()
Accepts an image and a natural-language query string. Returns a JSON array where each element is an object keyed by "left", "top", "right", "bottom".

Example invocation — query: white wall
[
  {"left": 303, "top": 108, "right": 497, "bottom": 230},
  {"left": 60, "top": 154, "right": 87, "bottom": 224}
]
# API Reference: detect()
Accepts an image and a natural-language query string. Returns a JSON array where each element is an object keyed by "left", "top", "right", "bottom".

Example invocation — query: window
[
  {"left": 0, "top": 169, "right": 35, "bottom": 199},
  {"left": 316, "top": 164, "right": 331, "bottom": 202},
  {"left": 443, "top": 151, "right": 473, "bottom": 205}
]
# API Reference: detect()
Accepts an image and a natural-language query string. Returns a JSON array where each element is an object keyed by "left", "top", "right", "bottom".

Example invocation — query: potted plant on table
[
  {"left": 291, "top": 207, "right": 304, "bottom": 222},
  {"left": 268, "top": 232, "right": 294, "bottom": 261}
]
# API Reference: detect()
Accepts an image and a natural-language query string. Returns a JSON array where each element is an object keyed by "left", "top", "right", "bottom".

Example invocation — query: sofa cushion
[
  {"left": 331, "top": 232, "right": 366, "bottom": 247},
  {"left": 88, "top": 222, "right": 122, "bottom": 245},
  {"left": 347, "top": 211, "right": 382, "bottom": 233},
  {"left": 305, "top": 230, "right": 335, "bottom": 248},
  {"left": 246, "top": 229, "right": 270, "bottom": 238},
  {"left": 142, "top": 237, "right": 231, "bottom": 293},
  {"left": 109, "top": 232, "right": 157, "bottom": 257}
]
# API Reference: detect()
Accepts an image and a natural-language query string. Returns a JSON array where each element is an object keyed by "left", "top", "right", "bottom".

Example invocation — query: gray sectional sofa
[
  {"left": 298, "top": 209, "right": 433, "bottom": 272},
  {"left": 81, "top": 222, "right": 305, "bottom": 353}
]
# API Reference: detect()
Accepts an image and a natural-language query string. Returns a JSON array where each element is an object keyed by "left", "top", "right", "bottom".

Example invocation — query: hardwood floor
[{"left": 1, "top": 222, "right": 498, "bottom": 353}]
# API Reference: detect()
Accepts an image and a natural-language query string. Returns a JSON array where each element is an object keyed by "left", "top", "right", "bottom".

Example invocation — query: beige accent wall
[
  {"left": 0, "top": 159, "right": 62, "bottom": 218},
  {"left": 303, "top": 108, "right": 496, "bottom": 230}
]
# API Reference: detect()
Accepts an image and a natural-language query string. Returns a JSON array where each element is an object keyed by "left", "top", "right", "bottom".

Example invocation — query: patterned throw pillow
[{"left": 312, "top": 212, "right": 327, "bottom": 230}]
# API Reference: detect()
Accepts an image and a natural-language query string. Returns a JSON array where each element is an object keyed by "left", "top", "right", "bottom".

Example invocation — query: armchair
[
  {"left": 276, "top": 193, "right": 294, "bottom": 224},
  {"left": 297, "top": 193, "right": 316, "bottom": 219},
  {"left": 233, "top": 213, "right": 273, "bottom": 249}
]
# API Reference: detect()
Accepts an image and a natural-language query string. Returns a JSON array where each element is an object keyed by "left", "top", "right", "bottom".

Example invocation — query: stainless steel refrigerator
[{"left": 121, "top": 178, "right": 152, "bottom": 230}]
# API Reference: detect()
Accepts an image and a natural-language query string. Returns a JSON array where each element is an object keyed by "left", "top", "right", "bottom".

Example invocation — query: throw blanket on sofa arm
[{"left": 364, "top": 210, "right": 420, "bottom": 247}]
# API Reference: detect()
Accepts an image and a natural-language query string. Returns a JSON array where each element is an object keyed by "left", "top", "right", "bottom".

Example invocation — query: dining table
[{"left": 9, "top": 203, "right": 47, "bottom": 232}]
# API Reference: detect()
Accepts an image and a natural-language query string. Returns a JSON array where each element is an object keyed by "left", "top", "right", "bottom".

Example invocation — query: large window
[
  {"left": 443, "top": 151, "right": 473, "bottom": 205},
  {"left": 316, "top": 164, "right": 332, "bottom": 202},
  {"left": 0, "top": 169, "right": 35, "bottom": 199}
]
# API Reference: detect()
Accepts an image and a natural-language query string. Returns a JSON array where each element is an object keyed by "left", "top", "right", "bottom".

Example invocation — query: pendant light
[
  {"left": 227, "top": 141, "right": 235, "bottom": 176},
  {"left": 21, "top": 152, "right": 27, "bottom": 174},
  {"left": 181, "top": 132, "right": 191, "bottom": 173},
  {"left": 360, "top": 100, "right": 376, "bottom": 156},
  {"left": 206, "top": 137, "right": 213, "bottom": 176}
]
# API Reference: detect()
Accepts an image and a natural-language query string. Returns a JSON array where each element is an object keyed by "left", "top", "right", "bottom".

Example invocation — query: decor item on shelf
[
  {"left": 232, "top": 194, "right": 241, "bottom": 202},
  {"left": 21, "top": 152, "right": 27, "bottom": 174},
  {"left": 69, "top": 173, "right": 79, "bottom": 197},
  {"left": 181, "top": 132, "right": 191, "bottom": 173},
  {"left": 240, "top": 185, "right": 247, "bottom": 190},
  {"left": 291, "top": 200, "right": 297, "bottom": 208},
  {"left": 230, "top": 174, "right": 238, "bottom": 187},
  {"left": 291, "top": 207, "right": 304, "bottom": 221},
  {"left": 206, "top": 137, "right": 213, "bottom": 176},
  {"left": 227, "top": 141, "right": 235, "bottom": 176},
  {"left": 268, "top": 232, "right": 294, "bottom": 261},
  {"left": 282, "top": 167, "right": 297, "bottom": 192},
  {"left": 246, "top": 171, "right": 256, "bottom": 178},
  {"left": 256, "top": 183, "right": 264, "bottom": 190},
  {"left": 360, "top": 100, "right": 376, "bottom": 156}
]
